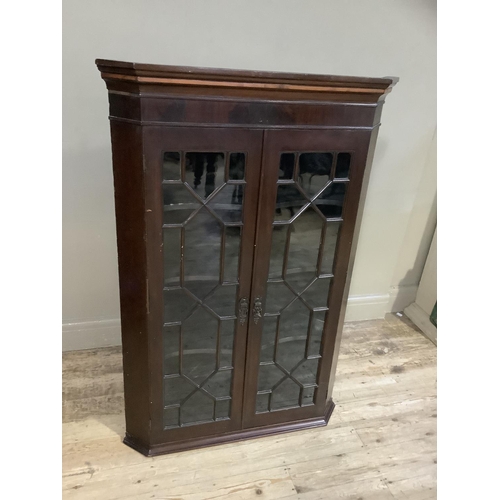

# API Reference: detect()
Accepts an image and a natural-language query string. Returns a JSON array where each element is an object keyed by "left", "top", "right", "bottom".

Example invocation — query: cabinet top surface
[{"left": 96, "top": 59, "right": 397, "bottom": 102}]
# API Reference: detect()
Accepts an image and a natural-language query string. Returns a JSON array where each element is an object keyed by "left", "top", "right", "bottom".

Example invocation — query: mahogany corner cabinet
[{"left": 96, "top": 59, "right": 397, "bottom": 456}]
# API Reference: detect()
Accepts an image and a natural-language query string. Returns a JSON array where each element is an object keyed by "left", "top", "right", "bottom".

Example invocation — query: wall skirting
[
  {"left": 387, "top": 285, "right": 419, "bottom": 313},
  {"left": 403, "top": 302, "right": 437, "bottom": 345},
  {"left": 62, "top": 319, "right": 121, "bottom": 351}
]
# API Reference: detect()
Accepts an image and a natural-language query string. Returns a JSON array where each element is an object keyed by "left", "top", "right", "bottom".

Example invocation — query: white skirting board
[
  {"left": 62, "top": 319, "right": 122, "bottom": 351},
  {"left": 62, "top": 285, "right": 418, "bottom": 351},
  {"left": 404, "top": 302, "right": 437, "bottom": 345}
]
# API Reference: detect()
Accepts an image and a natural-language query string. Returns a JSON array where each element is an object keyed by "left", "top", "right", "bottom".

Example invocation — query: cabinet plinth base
[{"left": 124, "top": 400, "right": 335, "bottom": 457}]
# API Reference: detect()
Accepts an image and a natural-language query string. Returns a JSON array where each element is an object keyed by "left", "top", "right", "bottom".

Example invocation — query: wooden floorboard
[{"left": 62, "top": 313, "right": 437, "bottom": 499}]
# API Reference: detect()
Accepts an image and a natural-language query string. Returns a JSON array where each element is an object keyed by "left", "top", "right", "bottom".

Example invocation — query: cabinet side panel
[
  {"left": 110, "top": 120, "right": 150, "bottom": 445},
  {"left": 326, "top": 110, "right": 383, "bottom": 397}
]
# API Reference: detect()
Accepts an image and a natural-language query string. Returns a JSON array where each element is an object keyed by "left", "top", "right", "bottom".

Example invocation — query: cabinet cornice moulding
[{"left": 96, "top": 59, "right": 398, "bottom": 103}]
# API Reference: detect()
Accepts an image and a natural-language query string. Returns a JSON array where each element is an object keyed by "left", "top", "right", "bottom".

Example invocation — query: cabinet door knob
[
  {"left": 253, "top": 297, "right": 263, "bottom": 324},
  {"left": 238, "top": 298, "right": 249, "bottom": 325}
]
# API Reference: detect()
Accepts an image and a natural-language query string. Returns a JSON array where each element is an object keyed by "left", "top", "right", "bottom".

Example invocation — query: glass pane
[
  {"left": 207, "top": 184, "right": 244, "bottom": 223},
  {"left": 255, "top": 150, "right": 338, "bottom": 413},
  {"left": 223, "top": 227, "right": 241, "bottom": 283},
  {"left": 292, "top": 358, "right": 319, "bottom": 385},
  {"left": 298, "top": 153, "right": 333, "bottom": 197},
  {"left": 315, "top": 182, "right": 346, "bottom": 219},
  {"left": 301, "top": 387, "right": 316, "bottom": 407},
  {"left": 163, "top": 152, "right": 181, "bottom": 180},
  {"left": 335, "top": 152, "right": 351, "bottom": 179},
  {"left": 258, "top": 363, "right": 284, "bottom": 392},
  {"left": 268, "top": 225, "right": 287, "bottom": 279},
  {"left": 185, "top": 152, "right": 225, "bottom": 198},
  {"left": 182, "top": 307, "right": 218, "bottom": 384},
  {"left": 279, "top": 153, "right": 295, "bottom": 181},
  {"left": 215, "top": 399, "right": 231, "bottom": 420},
  {"left": 264, "top": 282, "right": 296, "bottom": 314},
  {"left": 161, "top": 151, "right": 244, "bottom": 428},
  {"left": 163, "top": 288, "right": 197, "bottom": 324},
  {"left": 219, "top": 319, "right": 235, "bottom": 368},
  {"left": 184, "top": 208, "right": 221, "bottom": 300},
  {"left": 276, "top": 299, "right": 310, "bottom": 371},
  {"left": 275, "top": 185, "right": 308, "bottom": 222},
  {"left": 256, "top": 393, "right": 270, "bottom": 413},
  {"left": 271, "top": 378, "right": 300, "bottom": 410},
  {"left": 163, "top": 227, "right": 181, "bottom": 287},
  {"left": 163, "top": 184, "right": 201, "bottom": 225},
  {"left": 163, "top": 407, "right": 179, "bottom": 429},
  {"left": 164, "top": 375, "right": 195, "bottom": 407},
  {"left": 204, "top": 284, "right": 238, "bottom": 318},
  {"left": 204, "top": 369, "right": 232, "bottom": 399},
  {"left": 320, "top": 221, "right": 341, "bottom": 275},
  {"left": 229, "top": 153, "right": 245, "bottom": 181},
  {"left": 163, "top": 325, "right": 180, "bottom": 376},
  {"left": 260, "top": 316, "right": 278, "bottom": 363},
  {"left": 286, "top": 207, "right": 323, "bottom": 293},
  {"left": 181, "top": 391, "right": 214, "bottom": 425},
  {"left": 308, "top": 310, "right": 326, "bottom": 357},
  {"left": 301, "top": 278, "right": 332, "bottom": 309}
]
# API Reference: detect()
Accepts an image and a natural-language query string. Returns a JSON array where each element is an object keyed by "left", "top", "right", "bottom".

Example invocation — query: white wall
[{"left": 62, "top": 0, "right": 437, "bottom": 349}]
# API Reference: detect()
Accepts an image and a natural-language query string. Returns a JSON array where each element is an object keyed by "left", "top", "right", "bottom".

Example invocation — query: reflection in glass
[
  {"left": 315, "top": 182, "right": 346, "bottom": 219},
  {"left": 163, "top": 288, "right": 197, "bottom": 324},
  {"left": 181, "top": 391, "right": 214, "bottom": 425},
  {"left": 163, "top": 325, "right": 180, "bottom": 376},
  {"left": 320, "top": 222, "right": 341, "bottom": 275},
  {"left": 308, "top": 311, "right": 326, "bottom": 357},
  {"left": 163, "top": 152, "right": 181, "bottom": 181},
  {"left": 276, "top": 300, "right": 309, "bottom": 371},
  {"left": 204, "top": 369, "right": 232, "bottom": 399},
  {"left": 256, "top": 151, "right": 349, "bottom": 414},
  {"left": 164, "top": 376, "right": 194, "bottom": 407},
  {"left": 163, "top": 184, "right": 201, "bottom": 225},
  {"left": 229, "top": 153, "right": 246, "bottom": 181},
  {"left": 207, "top": 185, "right": 244, "bottom": 222},
  {"left": 335, "top": 152, "right": 351, "bottom": 179},
  {"left": 163, "top": 407, "right": 179, "bottom": 429},
  {"left": 182, "top": 307, "right": 218, "bottom": 384},
  {"left": 264, "top": 282, "right": 295, "bottom": 314},
  {"left": 224, "top": 227, "right": 241, "bottom": 283},
  {"left": 256, "top": 393, "right": 270, "bottom": 413},
  {"left": 162, "top": 152, "right": 246, "bottom": 428},
  {"left": 274, "top": 185, "right": 307, "bottom": 222},
  {"left": 268, "top": 226, "right": 286, "bottom": 279},
  {"left": 185, "top": 152, "right": 225, "bottom": 198},
  {"left": 298, "top": 153, "right": 333, "bottom": 196},
  {"left": 301, "top": 386, "right": 316, "bottom": 406},
  {"left": 184, "top": 208, "right": 221, "bottom": 300},
  {"left": 260, "top": 316, "right": 278, "bottom": 363},
  {"left": 205, "top": 285, "right": 238, "bottom": 318},
  {"left": 301, "top": 278, "right": 331, "bottom": 309},
  {"left": 219, "top": 320, "right": 235, "bottom": 368},
  {"left": 258, "top": 363, "right": 284, "bottom": 392},
  {"left": 215, "top": 399, "right": 231, "bottom": 420},
  {"left": 294, "top": 358, "right": 319, "bottom": 385},
  {"left": 163, "top": 228, "right": 181, "bottom": 286},
  {"left": 279, "top": 153, "right": 295, "bottom": 181},
  {"left": 286, "top": 207, "right": 323, "bottom": 291},
  {"left": 271, "top": 378, "right": 300, "bottom": 410}
]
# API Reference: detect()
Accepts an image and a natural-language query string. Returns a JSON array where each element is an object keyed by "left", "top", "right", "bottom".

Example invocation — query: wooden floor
[{"left": 62, "top": 314, "right": 437, "bottom": 499}]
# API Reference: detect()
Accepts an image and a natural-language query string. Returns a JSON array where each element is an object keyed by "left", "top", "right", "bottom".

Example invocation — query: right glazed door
[{"left": 243, "top": 129, "right": 367, "bottom": 428}]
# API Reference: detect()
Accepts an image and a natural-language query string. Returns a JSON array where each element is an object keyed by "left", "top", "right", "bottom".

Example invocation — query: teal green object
[{"left": 430, "top": 302, "right": 437, "bottom": 327}]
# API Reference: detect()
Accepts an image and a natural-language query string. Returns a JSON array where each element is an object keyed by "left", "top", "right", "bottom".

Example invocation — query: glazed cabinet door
[
  {"left": 242, "top": 129, "right": 371, "bottom": 428},
  {"left": 143, "top": 127, "right": 263, "bottom": 445}
]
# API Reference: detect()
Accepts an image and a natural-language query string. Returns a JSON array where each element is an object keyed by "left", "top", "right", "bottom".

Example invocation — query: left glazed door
[{"left": 143, "top": 127, "right": 264, "bottom": 444}]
